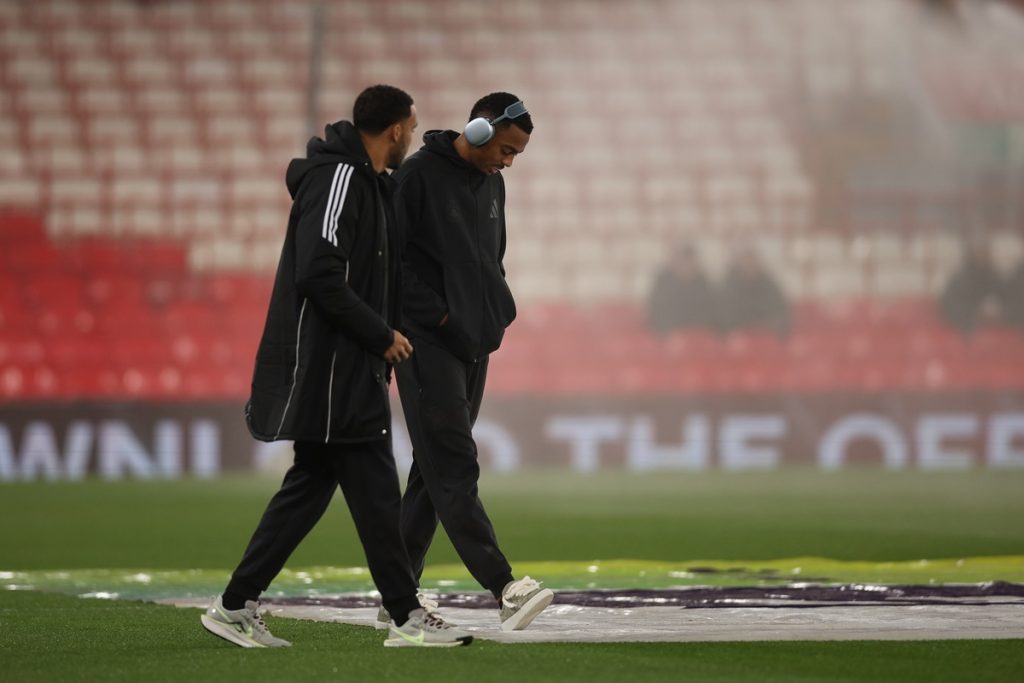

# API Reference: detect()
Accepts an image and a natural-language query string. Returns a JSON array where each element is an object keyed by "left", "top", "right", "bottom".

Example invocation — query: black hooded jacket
[
  {"left": 246, "top": 121, "right": 402, "bottom": 443},
  {"left": 392, "top": 130, "right": 517, "bottom": 362}
]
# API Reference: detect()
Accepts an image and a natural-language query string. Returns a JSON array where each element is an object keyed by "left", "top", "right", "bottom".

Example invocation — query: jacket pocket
[
  {"left": 323, "top": 339, "right": 390, "bottom": 439},
  {"left": 486, "top": 261, "right": 517, "bottom": 328},
  {"left": 437, "top": 308, "right": 476, "bottom": 362},
  {"left": 438, "top": 261, "right": 483, "bottom": 360}
]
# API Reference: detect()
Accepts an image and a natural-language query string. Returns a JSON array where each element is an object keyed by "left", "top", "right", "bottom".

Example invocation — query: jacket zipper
[
  {"left": 379, "top": 182, "right": 389, "bottom": 322},
  {"left": 325, "top": 209, "right": 355, "bottom": 443},
  {"left": 475, "top": 181, "right": 487, "bottom": 362},
  {"left": 376, "top": 173, "right": 391, "bottom": 436}
]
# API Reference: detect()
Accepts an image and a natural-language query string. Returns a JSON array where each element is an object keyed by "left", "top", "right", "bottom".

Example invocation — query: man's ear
[{"left": 391, "top": 123, "right": 402, "bottom": 143}]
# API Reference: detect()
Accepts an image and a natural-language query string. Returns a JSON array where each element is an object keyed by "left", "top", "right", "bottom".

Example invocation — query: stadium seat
[{"left": 663, "top": 330, "right": 721, "bottom": 360}]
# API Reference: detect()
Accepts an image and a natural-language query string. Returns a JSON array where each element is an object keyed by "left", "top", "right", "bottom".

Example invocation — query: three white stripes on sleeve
[{"left": 321, "top": 163, "right": 354, "bottom": 247}]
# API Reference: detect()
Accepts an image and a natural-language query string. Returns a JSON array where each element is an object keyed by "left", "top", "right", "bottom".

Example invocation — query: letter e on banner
[{"left": 916, "top": 415, "right": 977, "bottom": 470}]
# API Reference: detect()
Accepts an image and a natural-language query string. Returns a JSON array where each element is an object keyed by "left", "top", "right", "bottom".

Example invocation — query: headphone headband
[
  {"left": 489, "top": 100, "right": 529, "bottom": 126},
  {"left": 464, "top": 100, "right": 529, "bottom": 147}
]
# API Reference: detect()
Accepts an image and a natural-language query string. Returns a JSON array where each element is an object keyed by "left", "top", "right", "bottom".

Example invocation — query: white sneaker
[
  {"left": 499, "top": 576, "right": 554, "bottom": 631},
  {"left": 375, "top": 592, "right": 439, "bottom": 630},
  {"left": 383, "top": 607, "right": 473, "bottom": 648},
  {"left": 200, "top": 596, "right": 292, "bottom": 648}
]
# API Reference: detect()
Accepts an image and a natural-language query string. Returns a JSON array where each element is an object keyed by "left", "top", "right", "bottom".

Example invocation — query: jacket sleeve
[
  {"left": 395, "top": 168, "right": 449, "bottom": 327},
  {"left": 293, "top": 164, "right": 394, "bottom": 357}
]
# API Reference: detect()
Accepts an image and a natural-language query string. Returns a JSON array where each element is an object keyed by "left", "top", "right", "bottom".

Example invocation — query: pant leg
[
  {"left": 331, "top": 437, "right": 419, "bottom": 622},
  {"left": 467, "top": 354, "right": 488, "bottom": 427},
  {"left": 398, "top": 458, "right": 439, "bottom": 581},
  {"left": 395, "top": 356, "right": 440, "bottom": 581},
  {"left": 225, "top": 441, "right": 337, "bottom": 601},
  {"left": 395, "top": 340, "right": 513, "bottom": 597}
]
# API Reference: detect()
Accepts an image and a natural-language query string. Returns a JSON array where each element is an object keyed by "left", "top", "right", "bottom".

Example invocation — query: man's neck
[
  {"left": 359, "top": 133, "right": 388, "bottom": 174},
  {"left": 453, "top": 134, "right": 474, "bottom": 164}
]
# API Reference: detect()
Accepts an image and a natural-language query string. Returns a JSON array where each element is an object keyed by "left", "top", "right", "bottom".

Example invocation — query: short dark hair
[
  {"left": 469, "top": 91, "right": 533, "bottom": 135},
  {"left": 353, "top": 85, "right": 414, "bottom": 134}
]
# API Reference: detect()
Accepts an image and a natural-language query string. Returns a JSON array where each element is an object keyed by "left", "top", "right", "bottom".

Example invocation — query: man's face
[
  {"left": 387, "top": 105, "right": 418, "bottom": 170},
  {"left": 468, "top": 124, "right": 530, "bottom": 175}
]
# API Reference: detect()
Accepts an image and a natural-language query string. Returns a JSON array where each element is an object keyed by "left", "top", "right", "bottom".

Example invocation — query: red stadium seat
[
  {"left": 663, "top": 330, "right": 720, "bottom": 360},
  {"left": 724, "top": 330, "right": 785, "bottom": 359},
  {"left": 966, "top": 328, "right": 1023, "bottom": 359},
  {"left": 7, "top": 242, "right": 64, "bottom": 274},
  {"left": 72, "top": 240, "right": 134, "bottom": 274}
]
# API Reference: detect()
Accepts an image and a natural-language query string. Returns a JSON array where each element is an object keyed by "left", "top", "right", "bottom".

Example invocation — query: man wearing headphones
[{"left": 387, "top": 92, "right": 554, "bottom": 631}]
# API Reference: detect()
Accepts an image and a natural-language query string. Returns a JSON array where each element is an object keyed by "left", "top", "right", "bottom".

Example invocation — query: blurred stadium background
[{"left": 2, "top": 0, "right": 1024, "bottom": 479}]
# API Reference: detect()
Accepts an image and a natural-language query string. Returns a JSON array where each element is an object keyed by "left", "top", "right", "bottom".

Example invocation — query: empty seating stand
[
  {"left": 1, "top": 1, "right": 1022, "bottom": 400},
  {"left": 1, "top": 210, "right": 1023, "bottom": 400}
]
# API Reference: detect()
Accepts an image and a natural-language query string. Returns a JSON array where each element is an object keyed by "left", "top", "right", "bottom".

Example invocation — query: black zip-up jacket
[
  {"left": 393, "top": 130, "right": 516, "bottom": 362},
  {"left": 246, "top": 121, "right": 401, "bottom": 443}
]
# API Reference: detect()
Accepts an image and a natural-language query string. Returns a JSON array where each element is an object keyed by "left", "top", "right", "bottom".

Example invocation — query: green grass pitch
[{"left": 2, "top": 470, "right": 1023, "bottom": 682}]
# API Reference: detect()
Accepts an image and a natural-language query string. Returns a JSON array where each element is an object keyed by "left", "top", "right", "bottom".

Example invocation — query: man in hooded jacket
[
  {"left": 200, "top": 85, "right": 471, "bottom": 649},
  {"left": 388, "top": 92, "right": 554, "bottom": 632}
]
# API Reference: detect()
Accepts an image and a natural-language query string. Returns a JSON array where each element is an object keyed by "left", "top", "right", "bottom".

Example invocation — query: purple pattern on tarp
[{"left": 267, "top": 581, "right": 1024, "bottom": 610}]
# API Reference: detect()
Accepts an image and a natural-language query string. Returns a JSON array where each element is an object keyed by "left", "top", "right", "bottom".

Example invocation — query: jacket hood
[
  {"left": 286, "top": 121, "right": 370, "bottom": 198},
  {"left": 421, "top": 129, "right": 478, "bottom": 172}
]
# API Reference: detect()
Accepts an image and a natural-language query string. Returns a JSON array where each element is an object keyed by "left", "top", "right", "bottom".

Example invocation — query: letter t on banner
[{"left": 546, "top": 416, "right": 623, "bottom": 473}]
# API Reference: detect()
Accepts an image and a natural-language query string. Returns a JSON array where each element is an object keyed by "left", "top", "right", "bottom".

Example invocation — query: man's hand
[{"left": 383, "top": 330, "right": 413, "bottom": 363}]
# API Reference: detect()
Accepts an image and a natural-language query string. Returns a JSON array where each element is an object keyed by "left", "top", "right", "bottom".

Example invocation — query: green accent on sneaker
[
  {"left": 200, "top": 596, "right": 291, "bottom": 648},
  {"left": 383, "top": 608, "right": 473, "bottom": 648},
  {"left": 389, "top": 628, "right": 426, "bottom": 646}
]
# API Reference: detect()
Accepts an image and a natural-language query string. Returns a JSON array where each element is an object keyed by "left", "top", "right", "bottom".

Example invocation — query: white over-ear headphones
[{"left": 464, "top": 100, "right": 529, "bottom": 147}]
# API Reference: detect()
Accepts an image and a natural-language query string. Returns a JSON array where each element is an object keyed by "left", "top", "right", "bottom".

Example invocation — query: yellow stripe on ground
[
  {"left": 460, "top": 556, "right": 1024, "bottom": 590},
  {"left": 2, "top": 556, "right": 1022, "bottom": 600}
]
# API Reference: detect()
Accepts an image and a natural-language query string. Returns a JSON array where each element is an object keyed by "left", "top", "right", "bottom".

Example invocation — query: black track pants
[
  {"left": 225, "top": 439, "right": 419, "bottom": 620},
  {"left": 395, "top": 339, "right": 514, "bottom": 599}
]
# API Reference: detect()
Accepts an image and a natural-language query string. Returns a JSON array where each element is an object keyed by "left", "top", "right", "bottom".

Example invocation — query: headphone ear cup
[{"left": 464, "top": 117, "right": 494, "bottom": 147}]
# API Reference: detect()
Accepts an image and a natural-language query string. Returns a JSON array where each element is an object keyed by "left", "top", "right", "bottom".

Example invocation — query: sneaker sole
[
  {"left": 500, "top": 588, "right": 554, "bottom": 632},
  {"left": 200, "top": 614, "right": 268, "bottom": 648},
  {"left": 383, "top": 635, "right": 473, "bottom": 648}
]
